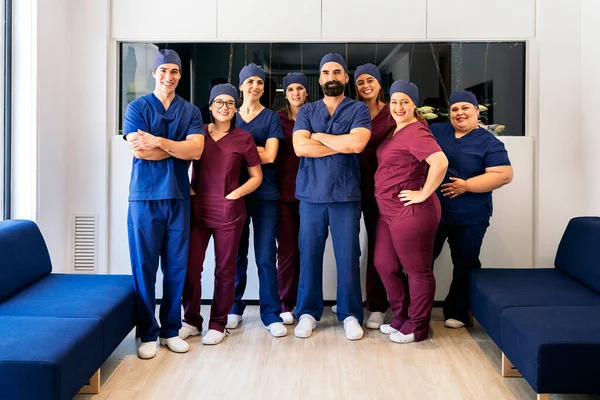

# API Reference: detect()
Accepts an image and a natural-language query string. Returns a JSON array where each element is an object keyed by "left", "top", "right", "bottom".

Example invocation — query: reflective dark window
[{"left": 120, "top": 42, "right": 525, "bottom": 136}]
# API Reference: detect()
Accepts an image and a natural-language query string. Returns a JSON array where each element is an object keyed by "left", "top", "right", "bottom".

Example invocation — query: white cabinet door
[
  {"left": 112, "top": 0, "right": 217, "bottom": 40},
  {"left": 427, "top": 0, "right": 535, "bottom": 39},
  {"left": 322, "top": 0, "right": 426, "bottom": 40},
  {"left": 217, "top": 0, "right": 321, "bottom": 41}
]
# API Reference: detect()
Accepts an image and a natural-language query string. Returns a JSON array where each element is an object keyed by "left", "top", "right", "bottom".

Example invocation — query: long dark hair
[{"left": 282, "top": 97, "right": 309, "bottom": 121}]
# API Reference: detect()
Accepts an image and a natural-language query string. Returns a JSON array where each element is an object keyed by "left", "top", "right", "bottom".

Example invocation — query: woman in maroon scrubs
[
  {"left": 374, "top": 80, "right": 448, "bottom": 343},
  {"left": 180, "top": 83, "right": 262, "bottom": 345},
  {"left": 276, "top": 72, "right": 308, "bottom": 325},
  {"left": 354, "top": 63, "right": 396, "bottom": 329}
]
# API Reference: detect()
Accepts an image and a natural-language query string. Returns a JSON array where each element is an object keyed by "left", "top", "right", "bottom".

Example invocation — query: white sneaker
[
  {"left": 266, "top": 322, "right": 287, "bottom": 337},
  {"left": 331, "top": 304, "right": 338, "bottom": 314},
  {"left": 280, "top": 312, "right": 295, "bottom": 325},
  {"left": 179, "top": 322, "right": 201, "bottom": 340},
  {"left": 390, "top": 331, "right": 415, "bottom": 343},
  {"left": 159, "top": 336, "right": 189, "bottom": 353},
  {"left": 226, "top": 314, "right": 242, "bottom": 329},
  {"left": 202, "top": 329, "right": 226, "bottom": 345},
  {"left": 343, "top": 316, "right": 364, "bottom": 340},
  {"left": 294, "top": 314, "right": 317, "bottom": 338},
  {"left": 366, "top": 311, "right": 385, "bottom": 329},
  {"left": 445, "top": 318, "right": 466, "bottom": 329},
  {"left": 379, "top": 324, "right": 399, "bottom": 335},
  {"left": 137, "top": 341, "right": 157, "bottom": 359}
]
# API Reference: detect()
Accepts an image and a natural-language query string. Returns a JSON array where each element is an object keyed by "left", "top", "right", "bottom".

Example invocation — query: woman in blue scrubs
[
  {"left": 276, "top": 72, "right": 308, "bottom": 325},
  {"left": 430, "top": 90, "right": 513, "bottom": 329},
  {"left": 354, "top": 63, "right": 396, "bottom": 329},
  {"left": 228, "top": 63, "right": 287, "bottom": 337},
  {"left": 181, "top": 84, "right": 262, "bottom": 345}
]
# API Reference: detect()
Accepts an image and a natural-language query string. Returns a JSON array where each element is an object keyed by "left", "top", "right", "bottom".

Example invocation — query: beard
[{"left": 322, "top": 80, "right": 345, "bottom": 97}]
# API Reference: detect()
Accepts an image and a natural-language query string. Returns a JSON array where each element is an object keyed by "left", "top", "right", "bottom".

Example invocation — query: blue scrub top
[
  {"left": 430, "top": 123, "right": 511, "bottom": 225},
  {"left": 123, "top": 93, "right": 204, "bottom": 201},
  {"left": 293, "top": 97, "right": 371, "bottom": 203},
  {"left": 236, "top": 108, "right": 284, "bottom": 201}
]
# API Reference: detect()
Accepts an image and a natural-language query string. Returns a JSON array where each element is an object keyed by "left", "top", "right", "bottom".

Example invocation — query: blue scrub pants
[
  {"left": 231, "top": 199, "right": 283, "bottom": 326},
  {"left": 433, "top": 222, "right": 489, "bottom": 323},
  {"left": 127, "top": 199, "right": 190, "bottom": 342},
  {"left": 296, "top": 201, "right": 364, "bottom": 324}
]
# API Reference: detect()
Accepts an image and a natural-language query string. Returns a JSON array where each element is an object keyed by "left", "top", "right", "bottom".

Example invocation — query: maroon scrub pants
[
  {"left": 183, "top": 220, "right": 245, "bottom": 333},
  {"left": 374, "top": 197, "right": 441, "bottom": 342},
  {"left": 362, "top": 197, "right": 389, "bottom": 313},
  {"left": 277, "top": 201, "right": 300, "bottom": 313}
]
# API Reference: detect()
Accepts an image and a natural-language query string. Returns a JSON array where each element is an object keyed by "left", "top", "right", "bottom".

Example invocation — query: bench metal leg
[
  {"left": 78, "top": 368, "right": 101, "bottom": 394},
  {"left": 501, "top": 352, "right": 522, "bottom": 377},
  {"left": 537, "top": 394, "right": 549, "bottom": 400}
]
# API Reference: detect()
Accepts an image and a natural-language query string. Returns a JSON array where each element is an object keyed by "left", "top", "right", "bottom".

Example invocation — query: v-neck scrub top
[
  {"left": 191, "top": 126, "right": 261, "bottom": 227},
  {"left": 429, "top": 123, "right": 511, "bottom": 225},
  {"left": 124, "top": 93, "right": 204, "bottom": 201},
  {"left": 361, "top": 104, "right": 396, "bottom": 201},
  {"left": 374, "top": 121, "right": 442, "bottom": 219},
  {"left": 293, "top": 97, "right": 371, "bottom": 203},
  {"left": 236, "top": 108, "right": 284, "bottom": 201}
]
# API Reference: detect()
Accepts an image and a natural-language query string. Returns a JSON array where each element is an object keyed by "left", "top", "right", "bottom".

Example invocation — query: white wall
[
  {"left": 17, "top": 0, "right": 594, "bottom": 302},
  {"left": 534, "top": 0, "right": 585, "bottom": 267},
  {"left": 581, "top": 0, "right": 600, "bottom": 215}
]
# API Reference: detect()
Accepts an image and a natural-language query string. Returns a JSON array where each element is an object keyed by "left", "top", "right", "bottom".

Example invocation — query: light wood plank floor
[{"left": 74, "top": 307, "right": 600, "bottom": 400}]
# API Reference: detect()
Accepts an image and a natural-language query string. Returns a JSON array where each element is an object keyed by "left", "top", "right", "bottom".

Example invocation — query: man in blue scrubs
[
  {"left": 292, "top": 53, "right": 371, "bottom": 340},
  {"left": 124, "top": 49, "right": 205, "bottom": 359}
]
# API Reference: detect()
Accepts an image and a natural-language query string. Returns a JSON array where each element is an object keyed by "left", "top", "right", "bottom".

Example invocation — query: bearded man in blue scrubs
[
  {"left": 124, "top": 49, "right": 205, "bottom": 359},
  {"left": 292, "top": 53, "right": 371, "bottom": 340}
]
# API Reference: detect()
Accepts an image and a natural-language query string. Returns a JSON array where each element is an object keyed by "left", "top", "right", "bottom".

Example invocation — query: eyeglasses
[{"left": 213, "top": 99, "right": 236, "bottom": 109}]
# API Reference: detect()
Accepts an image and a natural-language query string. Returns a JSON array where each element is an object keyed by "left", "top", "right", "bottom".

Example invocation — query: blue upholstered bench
[
  {"left": 469, "top": 217, "right": 600, "bottom": 399},
  {"left": 0, "top": 220, "right": 136, "bottom": 399}
]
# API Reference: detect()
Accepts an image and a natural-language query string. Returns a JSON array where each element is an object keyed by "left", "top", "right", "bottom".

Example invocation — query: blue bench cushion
[
  {"left": 0, "top": 220, "right": 52, "bottom": 302},
  {"left": 0, "top": 274, "right": 136, "bottom": 359},
  {"left": 555, "top": 216, "right": 600, "bottom": 294},
  {"left": 0, "top": 316, "right": 103, "bottom": 400},
  {"left": 500, "top": 307, "right": 600, "bottom": 394},
  {"left": 469, "top": 268, "right": 600, "bottom": 344}
]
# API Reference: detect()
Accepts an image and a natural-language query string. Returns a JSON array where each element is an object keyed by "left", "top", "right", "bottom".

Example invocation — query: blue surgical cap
[
  {"left": 354, "top": 63, "right": 382, "bottom": 86},
  {"left": 283, "top": 72, "right": 309, "bottom": 92},
  {"left": 209, "top": 83, "right": 239, "bottom": 105},
  {"left": 449, "top": 90, "right": 479, "bottom": 107},
  {"left": 319, "top": 53, "right": 347, "bottom": 72},
  {"left": 389, "top": 80, "right": 419, "bottom": 105},
  {"left": 239, "top": 63, "right": 266, "bottom": 85},
  {"left": 153, "top": 49, "right": 182, "bottom": 71}
]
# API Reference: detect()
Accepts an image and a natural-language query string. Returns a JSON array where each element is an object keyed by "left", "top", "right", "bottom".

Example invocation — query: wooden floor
[{"left": 74, "top": 307, "right": 600, "bottom": 400}]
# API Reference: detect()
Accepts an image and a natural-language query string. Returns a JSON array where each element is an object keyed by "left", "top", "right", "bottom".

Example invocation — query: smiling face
[
  {"left": 152, "top": 63, "right": 181, "bottom": 96},
  {"left": 239, "top": 76, "right": 264, "bottom": 102},
  {"left": 389, "top": 92, "right": 417, "bottom": 126},
  {"left": 450, "top": 102, "right": 480, "bottom": 133},
  {"left": 210, "top": 94, "right": 237, "bottom": 123},
  {"left": 355, "top": 74, "right": 381, "bottom": 102},
  {"left": 285, "top": 83, "right": 308, "bottom": 108}
]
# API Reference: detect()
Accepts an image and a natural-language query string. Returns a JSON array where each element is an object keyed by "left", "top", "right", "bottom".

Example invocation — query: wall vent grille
[{"left": 73, "top": 214, "right": 98, "bottom": 273}]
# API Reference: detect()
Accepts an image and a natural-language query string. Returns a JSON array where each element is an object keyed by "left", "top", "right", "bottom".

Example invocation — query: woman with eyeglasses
[
  {"left": 228, "top": 63, "right": 287, "bottom": 338},
  {"left": 180, "top": 83, "right": 262, "bottom": 345}
]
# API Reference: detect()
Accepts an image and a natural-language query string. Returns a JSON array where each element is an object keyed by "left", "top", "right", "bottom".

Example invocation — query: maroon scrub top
[
  {"left": 191, "top": 126, "right": 261, "bottom": 227},
  {"left": 276, "top": 110, "right": 300, "bottom": 202},
  {"left": 361, "top": 104, "right": 396, "bottom": 200},
  {"left": 374, "top": 120, "right": 442, "bottom": 219}
]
